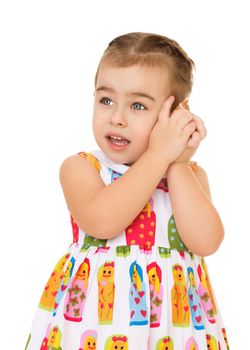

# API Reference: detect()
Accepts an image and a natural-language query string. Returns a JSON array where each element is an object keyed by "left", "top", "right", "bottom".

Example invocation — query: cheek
[
  {"left": 92, "top": 118, "right": 101, "bottom": 139},
  {"left": 134, "top": 117, "right": 157, "bottom": 139},
  {"left": 132, "top": 126, "right": 154, "bottom": 150},
  {"left": 93, "top": 104, "right": 110, "bottom": 124},
  {"left": 92, "top": 109, "right": 105, "bottom": 128}
]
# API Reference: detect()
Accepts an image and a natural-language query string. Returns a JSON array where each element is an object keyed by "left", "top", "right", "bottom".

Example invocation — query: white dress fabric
[{"left": 25, "top": 149, "right": 230, "bottom": 350}]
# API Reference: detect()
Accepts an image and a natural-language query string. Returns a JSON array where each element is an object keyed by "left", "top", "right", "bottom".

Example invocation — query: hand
[
  {"left": 170, "top": 99, "right": 207, "bottom": 165},
  {"left": 148, "top": 96, "right": 198, "bottom": 165}
]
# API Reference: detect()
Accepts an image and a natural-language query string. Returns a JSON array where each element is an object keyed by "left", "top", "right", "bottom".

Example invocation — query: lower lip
[{"left": 106, "top": 137, "right": 130, "bottom": 151}]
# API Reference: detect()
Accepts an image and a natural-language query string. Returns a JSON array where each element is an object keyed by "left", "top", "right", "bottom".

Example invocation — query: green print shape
[
  {"left": 168, "top": 214, "right": 189, "bottom": 251},
  {"left": 201, "top": 292, "right": 209, "bottom": 302},
  {"left": 24, "top": 333, "right": 31, "bottom": 350},
  {"left": 70, "top": 297, "right": 78, "bottom": 306},
  {"left": 207, "top": 308, "right": 215, "bottom": 318},
  {"left": 73, "top": 308, "right": 80, "bottom": 317},
  {"left": 81, "top": 234, "right": 107, "bottom": 251},
  {"left": 72, "top": 284, "right": 81, "bottom": 295},
  {"left": 79, "top": 292, "right": 86, "bottom": 302},
  {"left": 153, "top": 296, "right": 162, "bottom": 307},
  {"left": 158, "top": 246, "right": 171, "bottom": 258},
  {"left": 116, "top": 245, "right": 131, "bottom": 257},
  {"left": 150, "top": 313, "right": 158, "bottom": 322}
]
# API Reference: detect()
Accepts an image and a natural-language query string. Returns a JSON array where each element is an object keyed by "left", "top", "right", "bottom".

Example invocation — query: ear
[
  {"left": 175, "top": 97, "right": 190, "bottom": 111},
  {"left": 181, "top": 98, "right": 190, "bottom": 111}
]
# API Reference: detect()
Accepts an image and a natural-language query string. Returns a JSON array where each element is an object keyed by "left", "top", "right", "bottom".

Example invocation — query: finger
[
  {"left": 192, "top": 115, "right": 207, "bottom": 140},
  {"left": 159, "top": 95, "right": 175, "bottom": 119},
  {"left": 187, "top": 133, "right": 200, "bottom": 149},
  {"left": 187, "top": 131, "right": 201, "bottom": 148}
]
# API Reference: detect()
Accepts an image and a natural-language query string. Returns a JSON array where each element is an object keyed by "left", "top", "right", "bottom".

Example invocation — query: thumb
[{"left": 158, "top": 96, "right": 175, "bottom": 120}]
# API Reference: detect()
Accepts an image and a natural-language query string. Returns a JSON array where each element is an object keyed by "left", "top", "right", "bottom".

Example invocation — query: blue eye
[
  {"left": 100, "top": 98, "right": 146, "bottom": 110},
  {"left": 132, "top": 102, "right": 146, "bottom": 110},
  {"left": 100, "top": 97, "right": 113, "bottom": 105}
]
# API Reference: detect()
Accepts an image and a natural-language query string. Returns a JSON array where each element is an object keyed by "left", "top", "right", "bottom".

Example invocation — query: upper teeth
[{"left": 110, "top": 136, "right": 125, "bottom": 140}]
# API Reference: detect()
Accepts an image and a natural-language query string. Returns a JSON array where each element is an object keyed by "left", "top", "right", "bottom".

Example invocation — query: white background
[{"left": 1, "top": 0, "right": 249, "bottom": 348}]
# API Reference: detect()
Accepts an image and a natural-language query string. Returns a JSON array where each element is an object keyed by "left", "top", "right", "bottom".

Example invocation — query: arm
[
  {"left": 91, "top": 150, "right": 170, "bottom": 238},
  {"left": 60, "top": 150, "right": 170, "bottom": 240},
  {"left": 166, "top": 162, "right": 224, "bottom": 257}
]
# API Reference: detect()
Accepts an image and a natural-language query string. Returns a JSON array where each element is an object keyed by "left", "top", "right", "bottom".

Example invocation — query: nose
[{"left": 110, "top": 105, "right": 127, "bottom": 127}]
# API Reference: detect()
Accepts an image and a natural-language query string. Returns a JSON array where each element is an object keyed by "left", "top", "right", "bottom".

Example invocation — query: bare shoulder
[
  {"left": 59, "top": 153, "right": 105, "bottom": 194},
  {"left": 189, "top": 161, "right": 212, "bottom": 200},
  {"left": 60, "top": 152, "right": 100, "bottom": 171},
  {"left": 59, "top": 153, "right": 105, "bottom": 230}
]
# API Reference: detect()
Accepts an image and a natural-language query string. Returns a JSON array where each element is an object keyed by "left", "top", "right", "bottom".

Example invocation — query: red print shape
[
  {"left": 196, "top": 316, "right": 201, "bottom": 323},
  {"left": 192, "top": 305, "right": 197, "bottom": 312},
  {"left": 138, "top": 291, "right": 145, "bottom": 298}
]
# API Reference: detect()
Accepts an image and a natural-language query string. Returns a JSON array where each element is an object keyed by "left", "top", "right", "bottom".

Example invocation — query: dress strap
[
  {"left": 189, "top": 160, "right": 198, "bottom": 172},
  {"left": 77, "top": 151, "right": 102, "bottom": 172}
]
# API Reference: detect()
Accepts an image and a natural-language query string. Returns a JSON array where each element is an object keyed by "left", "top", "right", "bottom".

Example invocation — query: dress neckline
[
  {"left": 89, "top": 149, "right": 175, "bottom": 180},
  {"left": 89, "top": 149, "right": 131, "bottom": 175}
]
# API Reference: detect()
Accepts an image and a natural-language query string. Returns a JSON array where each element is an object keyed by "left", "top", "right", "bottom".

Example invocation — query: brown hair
[{"left": 94, "top": 32, "right": 195, "bottom": 111}]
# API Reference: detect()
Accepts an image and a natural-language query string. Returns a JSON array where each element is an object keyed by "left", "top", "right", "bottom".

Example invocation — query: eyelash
[{"left": 99, "top": 97, "right": 147, "bottom": 110}]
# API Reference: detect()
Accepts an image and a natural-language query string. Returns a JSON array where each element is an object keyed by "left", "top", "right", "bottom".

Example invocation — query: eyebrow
[{"left": 95, "top": 86, "right": 156, "bottom": 102}]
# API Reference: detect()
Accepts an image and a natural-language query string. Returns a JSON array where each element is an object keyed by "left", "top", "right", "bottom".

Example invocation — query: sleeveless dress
[{"left": 25, "top": 149, "right": 230, "bottom": 350}]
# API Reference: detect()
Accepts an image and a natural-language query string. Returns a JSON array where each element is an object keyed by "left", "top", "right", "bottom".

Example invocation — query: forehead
[{"left": 96, "top": 64, "right": 170, "bottom": 98}]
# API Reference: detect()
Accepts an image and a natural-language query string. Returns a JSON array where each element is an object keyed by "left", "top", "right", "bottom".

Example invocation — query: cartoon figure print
[
  {"left": 197, "top": 263, "right": 216, "bottom": 323},
  {"left": 222, "top": 328, "right": 230, "bottom": 349},
  {"left": 104, "top": 335, "right": 128, "bottom": 350},
  {"left": 147, "top": 262, "right": 163, "bottom": 327},
  {"left": 185, "top": 336, "right": 199, "bottom": 350},
  {"left": 171, "top": 264, "right": 190, "bottom": 327},
  {"left": 70, "top": 214, "right": 79, "bottom": 244},
  {"left": 129, "top": 260, "right": 148, "bottom": 326},
  {"left": 53, "top": 256, "right": 75, "bottom": 317},
  {"left": 201, "top": 258, "right": 218, "bottom": 315},
  {"left": 40, "top": 323, "right": 62, "bottom": 350},
  {"left": 79, "top": 329, "right": 97, "bottom": 350},
  {"left": 97, "top": 260, "right": 115, "bottom": 324},
  {"left": 39, "top": 253, "right": 71, "bottom": 311},
  {"left": 156, "top": 336, "right": 174, "bottom": 350},
  {"left": 206, "top": 334, "right": 220, "bottom": 349},
  {"left": 63, "top": 257, "right": 90, "bottom": 322},
  {"left": 40, "top": 323, "right": 51, "bottom": 350},
  {"left": 187, "top": 267, "right": 204, "bottom": 330}
]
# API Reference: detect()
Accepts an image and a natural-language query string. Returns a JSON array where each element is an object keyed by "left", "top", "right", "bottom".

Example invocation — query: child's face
[{"left": 92, "top": 64, "right": 171, "bottom": 166}]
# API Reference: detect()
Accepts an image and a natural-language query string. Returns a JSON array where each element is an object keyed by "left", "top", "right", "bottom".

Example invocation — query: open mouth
[
  {"left": 106, "top": 136, "right": 131, "bottom": 150},
  {"left": 106, "top": 136, "right": 130, "bottom": 145}
]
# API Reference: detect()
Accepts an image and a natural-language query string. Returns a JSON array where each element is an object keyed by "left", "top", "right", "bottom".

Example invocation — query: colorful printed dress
[{"left": 25, "top": 149, "right": 230, "bottom": 350}]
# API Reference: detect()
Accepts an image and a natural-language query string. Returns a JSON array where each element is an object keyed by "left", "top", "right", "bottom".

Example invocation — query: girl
[{"left": 25, "top": 32, "right": 230, "bottom": 350}]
